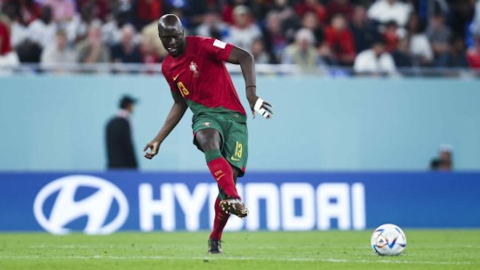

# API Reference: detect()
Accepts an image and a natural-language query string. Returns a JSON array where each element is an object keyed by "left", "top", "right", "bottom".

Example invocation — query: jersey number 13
[{"left": 177, "top": 81, "right": 190, "bottom": 97}]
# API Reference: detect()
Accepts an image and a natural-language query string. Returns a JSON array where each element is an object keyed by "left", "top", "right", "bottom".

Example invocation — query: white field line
[
  {"left": 0, "top": 255, "right": 476, "bottom": 265},
  {"left": 27, "top": 244, "right": 480, "bottom": 249}
]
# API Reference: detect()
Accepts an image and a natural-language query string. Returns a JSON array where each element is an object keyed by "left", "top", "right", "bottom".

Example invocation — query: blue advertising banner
[{"left": 0, "top": 172, "right": 479, "bottom": 234}]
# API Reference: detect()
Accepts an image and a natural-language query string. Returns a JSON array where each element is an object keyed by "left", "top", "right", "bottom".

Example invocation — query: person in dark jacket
[{"left": 106, "top": 95, "right": 138, "bottom": 169}]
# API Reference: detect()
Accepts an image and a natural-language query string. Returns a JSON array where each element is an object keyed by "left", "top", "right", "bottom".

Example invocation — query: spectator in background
[
  {"left": 350, "top": 5, "right": 376, "bottom": 54},
  {"left": 302, "top": 11, "right": 324, "bottom": 47},
  {"left": 406, "top": 14, "right": 432, "bottom": 66},
  {"left": 382, "top": 20, "right": 400, "bottom": 52},
  {"left": 76, "top": 23, "right": 110, "bottom": 63},
  {"left": 132, "top": 0, "right": 167, "bottom": 31},
  {"left": 28, "top": 5, "right": 57, "bottom": 49},
  {"left": 467, "top": 37, "right": 480, "bottom": 69},
  {"left": 367, "top": 0, "right": 412, "bottom": 28},
  {"left": 2, "top": 2, "right": 30, "bottom": 48},
  {"left": 106, "top": 95, "right": 138, "bottom": 170},
  {"left": 391, "top": 38, "right": 413, "bottom": 68},
  {"left": 446, "top": 0, "right": 475, "bottom": 40},
  {"left": 270, "top": 0, "right": 295, "bottom": 22},
  {"left": 471, "top": 0, "right": 480, "bottom": 38},
  {"left": 449, "top": 36, "right": 469, "bottom": 68},
  {"left": 426, "top": 13, "right": 452, "bottom": 67},
  {"left": 317, "top": 42, "right": 338, "bottom": 66},
  {"left": 324, "top": 14, "right": 356, "bottom": 66},
  {"left": 295, "top": 0, "right": 327, "bottom": 26},
  {"left": 326, "top": 0, "right": 354, "bottom": 22},
  {"left": 4, "top": 0, "right": 40, "bottom": 26},
  {"left": 250, "top": 0, "right": 270, "bottom": 22},
  {"left": 251, "top": 38, "right": 270, "bottom": 64},
  {"left": 226, "top": 5, "right": 262, "bottom": 52},
  {"left": 170, "top": 7, "right": 188, "bottom": 29},
  {"left": 139, "top": 35, "right": 161, "bottom": 65},
  {"left": 0, "top": 20, "right": 10, "bottom": 56},
  {"left": 222, "top": 0, "right": 251, "bottom": 25},
  {"left": 40, "top": 29, "right": 77, "bottom": 70},
  {"left": 1, "top": 0, "right": 476, "bottom": 75},
  {"left": 282, "top": 28, "right": 318, "bottom": 72},
  {"left": 263, "top": 11, "right": 287, "bottom": 63},
  {"left": 14, "top": 39, "right": 42, "bottom": 63},
  {"left": 67, "top": 3, "right": 102, "bottom": 44},
  {"left": 270, "top": 0, "right": 300, "bottom": 44},
  {"left": 141, "top": 20, "right": 167, "bottom": 61},
  {"left": 354, "top": 38, "right": 397, "bottom": 75},
  {"left": 5, "top": 2, "right": 43, "bottom": 63},
  {"left": 102, "top": 7, "right": 132, "bottom": 47},
  {"left": 195, "top": 0, "right": 222, "bottom": 12},
  {"left": 43, "top": 0, "right": 75, "bottom": 23},
  {"left": 111, "top": 25, "right": 142, "bottom": 63},
  {"left": 182, "top": 0, "right": 217, "bottom": 29},
  {"left": 195, "top": 11, "right": 228, "bottom": 40},
  {"left": 76, "top": 0, "right": 111, "bottom": 22},
  {"left": 0, "top": 19, "right": 20, "bottom": 68}
]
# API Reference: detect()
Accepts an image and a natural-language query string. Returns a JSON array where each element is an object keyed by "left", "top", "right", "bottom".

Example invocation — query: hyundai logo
[{"left": 33, "top": 175, "right": 129, "bottom": 235}]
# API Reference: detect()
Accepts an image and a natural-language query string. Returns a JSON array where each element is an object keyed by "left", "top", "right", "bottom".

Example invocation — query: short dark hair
[
  {"left": 385, "top": 20, "right": 398, "bottom": 28},
  {"left": 372, "top": 35, "right": 386, "bottom": 47},
  {"left": 119, "top": 95, "right": 136, "bottom": 109}
]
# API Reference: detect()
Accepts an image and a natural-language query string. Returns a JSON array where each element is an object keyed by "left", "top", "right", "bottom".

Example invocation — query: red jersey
[
  {"left": 161, "top": 36, "right": 246, "bottom": 116},
  {"left": 0, "top": 22, "right": 12, "bottom": 55},
  {"left": 324, "top": 26, "right": 356, "bottom": 60},
  {"left": 467, "top": 48, "right": 480, "bottom": 69}
]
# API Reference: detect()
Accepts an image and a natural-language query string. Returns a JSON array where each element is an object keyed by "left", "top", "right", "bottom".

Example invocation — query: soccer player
[{"left": 143, "top": 14, "right": 273, "bottom": 254}]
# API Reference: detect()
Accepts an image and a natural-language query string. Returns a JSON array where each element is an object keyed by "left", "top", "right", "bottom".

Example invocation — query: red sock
[
  {"left": 210, "top": 197, "right": 230, "bottom": 241},
  {"left": 207, "top": 157, "right": 240, "bottom": 199}
]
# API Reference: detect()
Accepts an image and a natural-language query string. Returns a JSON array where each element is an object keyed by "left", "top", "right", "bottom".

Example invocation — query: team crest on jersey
[{"left": 190, "top": 61, "right": 199, "bottom": 78}]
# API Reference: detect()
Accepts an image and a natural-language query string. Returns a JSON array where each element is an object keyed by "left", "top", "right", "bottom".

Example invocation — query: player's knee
[{"left": 196, "top": 129, "right": 221, "bottom": 151}]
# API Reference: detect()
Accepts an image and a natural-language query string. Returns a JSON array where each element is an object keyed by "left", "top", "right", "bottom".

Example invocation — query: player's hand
[
  {"left": 249, "top": 96, "right": 273, "bottom": 119},
  {"left": 144, "top": 140, "right": 160, "bottom": 159}
]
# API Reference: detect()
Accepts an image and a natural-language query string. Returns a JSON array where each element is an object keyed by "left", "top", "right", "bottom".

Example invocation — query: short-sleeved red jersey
[
  {"left": 161, "top": 36, "right": 246, "bottom": 116},
  {"left": 0, "top": 22, "right": 12, "bottom": 55}
]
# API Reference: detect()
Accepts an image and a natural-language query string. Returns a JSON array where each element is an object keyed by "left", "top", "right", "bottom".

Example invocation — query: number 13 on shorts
[{"left": 231, "top": 141, "right": 242, "bottom": 161}]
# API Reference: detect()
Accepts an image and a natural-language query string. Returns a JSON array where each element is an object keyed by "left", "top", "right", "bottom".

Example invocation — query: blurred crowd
[{"left": 1, "top": 0, "right": 480, "bottom": 74}]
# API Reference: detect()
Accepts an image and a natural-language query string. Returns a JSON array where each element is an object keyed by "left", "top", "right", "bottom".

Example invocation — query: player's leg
[
  {"left": 217, "top": 120, "right": 249, "bottom": 217},
  {"left": 207, "top": 196, "right": 229, "bottom": 254},
  {"left": 194, "top": 116, "right": 246, "bottom": 253},
  {"left": 208, "top": 166, "right": 241, "bottom": 254},
  {"left": 209, "top": 166, "right": 240, "bottom": 240},
  {"left": 196, "top": 129, "right": 240, "bottom": 199},
  {"left": 218, "top": 165, "right": 247, "bottom": 216}
]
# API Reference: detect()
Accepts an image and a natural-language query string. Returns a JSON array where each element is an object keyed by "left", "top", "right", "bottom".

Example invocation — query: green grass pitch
[{"left": 1, "top": 230, "right": 479, "bottom": 269}]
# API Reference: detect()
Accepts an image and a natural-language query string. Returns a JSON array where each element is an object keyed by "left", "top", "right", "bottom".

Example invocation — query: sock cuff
[{"left": 205, "top": 149, "right": 223, "bottom": 163}]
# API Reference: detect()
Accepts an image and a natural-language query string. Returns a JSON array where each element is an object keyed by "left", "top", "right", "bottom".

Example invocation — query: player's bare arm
[
  {"left": 227, "top": 46, "right": 273, "bottom": 119},
  {"left": 144, "top": 92, "right": 188, "bottom": 159}
]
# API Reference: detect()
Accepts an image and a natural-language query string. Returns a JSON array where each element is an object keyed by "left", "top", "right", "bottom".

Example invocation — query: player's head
[
  {"left": 158, "top": 14, "right": 185, "bottom": 57},
  {"left": 119, "top": 95, "right": 137, "bottom": 114}
]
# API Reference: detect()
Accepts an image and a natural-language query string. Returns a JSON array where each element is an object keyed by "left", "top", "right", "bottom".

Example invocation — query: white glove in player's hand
[{"left": 253, "top": 98, "right": 273, "bottom": 119}]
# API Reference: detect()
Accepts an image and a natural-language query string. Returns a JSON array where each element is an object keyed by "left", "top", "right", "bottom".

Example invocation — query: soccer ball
[{"left": 371, "top": 224, "right": 407, "bottom": 256}]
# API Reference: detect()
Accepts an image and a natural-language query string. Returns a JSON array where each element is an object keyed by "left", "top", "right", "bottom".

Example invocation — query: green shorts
[{"left": 192, "top": 112, "right": 248, "bottom": 177}]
